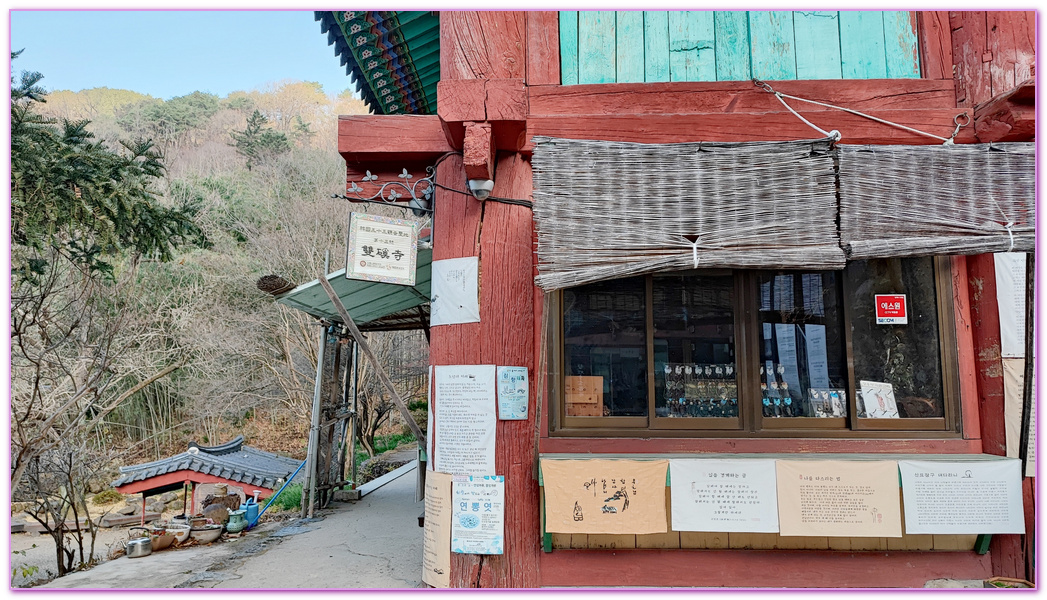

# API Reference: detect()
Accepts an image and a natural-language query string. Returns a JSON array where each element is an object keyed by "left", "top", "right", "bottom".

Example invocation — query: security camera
[{"left": 467, "top": 179, "right": 495, "bottom": 201}]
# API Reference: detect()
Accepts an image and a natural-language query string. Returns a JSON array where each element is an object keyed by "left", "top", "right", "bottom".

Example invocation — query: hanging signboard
[
  {"left": 669, "top": 459, "right": 780, "bottom": 533},
  {"left": 874, "top": 294, "right": 907, "bottom": 325},
  {"left": 898, "top": 460, "right": 1024, "bottom": 534},
  {"left": 496, "top": 366, "right": 528, "bottom": 420},
  {"left": 451, "top": 475, "right": 505, "bottom": 555},
  {"left": 346, "top": 213, "right": 418, "bottom": 286}
]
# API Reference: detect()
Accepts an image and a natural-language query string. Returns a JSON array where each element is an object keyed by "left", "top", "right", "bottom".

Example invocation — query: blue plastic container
[{"left": 243, "top": 498, "right": 259, "bottom": 524}]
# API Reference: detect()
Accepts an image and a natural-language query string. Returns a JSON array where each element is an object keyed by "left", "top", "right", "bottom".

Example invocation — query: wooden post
[
  {"left": 317, "top": 276, "right": 426, "bottom": 447},
  {"left": 304, "top": 322, "right": 326, "bottom": 519}
]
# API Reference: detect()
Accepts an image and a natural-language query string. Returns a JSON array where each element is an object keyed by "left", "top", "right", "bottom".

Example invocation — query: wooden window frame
[{"left": 551, "top": 257, "right": 961, "bottom": 438}]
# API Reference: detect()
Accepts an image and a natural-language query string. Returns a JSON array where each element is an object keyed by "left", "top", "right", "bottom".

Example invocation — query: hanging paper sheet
[
  {"left": 433, "top": 365, "right": 496, "bottom": 475},
  {"left": 430, "top": 257, "right": 480, "bottom": 326},
  {"left": 451, "top": 475, "right": 505, "bottom": 555},
  {"left": 541, "top": 459, "right": 668, "bottom": 534},
  {"left": 421, "top": 470, "right": 452, "bottom": 588},
  {"left": 669, "top": 459, "right": 780, "bottom": 533},
  {"left": 898, "top": 460, "right": 1025, "bottom": 534},
  {"left": 776, "top": 460, "right": 902, "bottom": 537},
  {"left": 496, "top": 366, "right": 528, "bottom": 420},
  {"left": 994, "top": 253, "right": 1027, "bottom": 358}
]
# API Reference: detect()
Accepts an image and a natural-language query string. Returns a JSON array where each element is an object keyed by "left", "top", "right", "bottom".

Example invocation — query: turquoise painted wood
[
  {"left": 882, "top": 11, "right": 920, "bottom": 78},
  {"left": 749, "top": 11, "right": 796, "bottom": 80},
  {"left": 713, "top": 11, "right": 751, "bottom": 81},
  {"left": 668, "top": 11, "right": 715, "bottom": 82},
  {"left": 559, "top": 10, "right": 920, "bottom": 84},
  {"left": 839, "top": 11, "right": 888, "bottom": 79},
  {"left": 616, "top": 11, "right": 645, "bottom": 83},
  {"left": 559, "top": 11, "right": 579, "bottom": 85},
  {"left": 578, "top": 11, "right": 617, "bottom": 84},
  {"left": 643, "top": 11, "right": 671, "bottom": 83},
  {"left": 793, "top": 11, "right": 842, "bottom": 79}
]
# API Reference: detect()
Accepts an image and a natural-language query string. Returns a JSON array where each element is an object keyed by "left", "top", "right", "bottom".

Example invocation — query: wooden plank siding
[{"left": 558, "top": 10, "right": 921, "bottom": 84}]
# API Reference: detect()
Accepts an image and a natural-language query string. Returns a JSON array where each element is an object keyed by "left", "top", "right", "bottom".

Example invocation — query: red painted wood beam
[
  {"left": 540, "top": 437, "right": 983, "bottom": 455},
  {"left": 951, "top": 256, "right": 981, "bottom": 441},
  {"left": 440, "top": 11, "right": 527, "bottom": 81},
  {"left": 525, "top": 11, "right": 560, "bottom": 85},
  {"left": 539, "top": 548, "right": 993, "bottom": 588},
  {"left": 463, "top": 122, "right": 495, "bottom": 181},
  {"left": 338, "top": 115, "right": 454, "bottom": 159},
  {"left": 527, "top": 79, "right": 959, "bottom": 116},
  {"left": 114, "top": 470, "right": 276, "bottom": 500},
  {"left": 525, "top": 109, "right": 978, "bottom": 148},
  {"left": 973, "top": 79, "right": 1035, "bottom": 142},
  {"left": 917, "top": 11, "right": 954, "bottom": 80}
]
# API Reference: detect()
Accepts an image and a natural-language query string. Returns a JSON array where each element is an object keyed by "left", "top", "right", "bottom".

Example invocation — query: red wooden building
[{"left": 316, "top": 11, "right": 1035, "bottom": 588}]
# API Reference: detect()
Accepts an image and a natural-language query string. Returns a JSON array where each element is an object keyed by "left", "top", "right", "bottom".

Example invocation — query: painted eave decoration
[{"left": 315, "top": 10, "right": 439, "bottom": 115}]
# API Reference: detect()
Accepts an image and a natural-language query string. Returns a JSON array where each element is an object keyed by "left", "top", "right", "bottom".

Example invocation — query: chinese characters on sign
[
  {"left": 540, "top": 459, "right": 668, "bottom": 534},
  {"left": 345, "top": 213, "right": 418, "bottom": 286},
  {"left": 496, "top": 366, "right": 528, "bottom": 420},
  {"left": 669, "top": 459, "right": 779, "bottom": 533},
  {"left": 432, "top": 365, "right": 496, "bottom": 475},
  {"left": 451, "top": 475, "right": 505, "bottom": 555},
  {"left": 898, "top": 460, "right": 1024, "bottom": 534},
  {"left": 776, "top": 460, "right": 902, "bottom": 537}
]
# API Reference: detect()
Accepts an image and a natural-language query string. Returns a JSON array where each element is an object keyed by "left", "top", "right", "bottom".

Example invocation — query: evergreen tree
[{"left": 230, "top": 109, "right": 291, "bottom": 170}]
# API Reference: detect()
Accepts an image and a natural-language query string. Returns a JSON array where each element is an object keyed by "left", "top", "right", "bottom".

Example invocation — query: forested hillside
[{"left": 11, "top": 71, "right": 431, "bottom": 507}]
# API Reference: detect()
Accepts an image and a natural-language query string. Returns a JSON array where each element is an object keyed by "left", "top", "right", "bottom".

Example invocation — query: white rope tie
[
  {"left": 755, "top": 80, "right": 966, "bottom": 145},
  {"left": 771, "top": 92, "right": 842, "bottom": 142},
  {"left": 690, "top": 237, "right": 701, "bottom": 268},
  {"left": 1005, "top": 222, "right": 1015, "bottom": 252},
  {"left": 989, "top": 194, "right": 1017, "bottom": 252}
]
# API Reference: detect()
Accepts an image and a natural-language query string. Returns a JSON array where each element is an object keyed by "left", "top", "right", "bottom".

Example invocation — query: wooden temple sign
[{"left": 565, "top": 376, "right": 603, "bottom": 417}]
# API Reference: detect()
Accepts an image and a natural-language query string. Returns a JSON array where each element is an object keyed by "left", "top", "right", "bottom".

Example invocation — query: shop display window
[{"left": 556, "top": 258, "right": 958, "bottom": 436}]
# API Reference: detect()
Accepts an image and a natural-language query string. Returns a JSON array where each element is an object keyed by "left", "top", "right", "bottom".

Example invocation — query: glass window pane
[
  {"left": 653, "top": 274, "right": 736, "bottom": 418},
  {"left": 757, "top": 272, "right": 848, "bottom": 418},
  {"left": 846, "top": 258, "right": 944, "bottom": 418},
  {"left": 563, "top": 277, "right": 647, "bottom": 417}
]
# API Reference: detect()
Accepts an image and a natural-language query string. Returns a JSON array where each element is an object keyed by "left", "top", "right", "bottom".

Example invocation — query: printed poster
[
  {"left": 899, "top": 460, "right": 1024, "bottom": 534},
  {"left": 776, "top": 460, "right": 902, "bottom": 537},
  {"left": 496, "top": 366, "right": 528, "bottom": 420},
  {"left": 804, "top": 324, "right": 830, "bottom": 390},
  {"left": 426, "top": 365, "right": 434, "bottom": 470},
  {"left": 451, "top": 475, "right": 505, "bottom": 555},
  {"left": 345, "top": 212, "right": 418, "bottom": 286},
  {"left": 430, "top": 257, "right": 480, "bottom": 326},
  {"left": 774, "top": 324, "right": 802, "bottom": 397},
  {"left": 994, "top": 253, "right": 1027, "bottom": 358},
  {"left": 421, "top": 471, "right": 452, "bottom": 588},
  {"left": 433, "top": 365, "right": 496, "bottom": 475},
  {"left": 541, "top": 459, "right": 668, "bottom": 535},
  {"left": 860, "top": 380, "right": 899, "bottom": 418},
  {"left": 669, "top": 459, "right": 780, "bottom": 533}
]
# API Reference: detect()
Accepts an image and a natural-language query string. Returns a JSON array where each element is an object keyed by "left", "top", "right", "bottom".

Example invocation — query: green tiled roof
[{"left": 315, "top": 11, "right": 440, "bottom": 115}]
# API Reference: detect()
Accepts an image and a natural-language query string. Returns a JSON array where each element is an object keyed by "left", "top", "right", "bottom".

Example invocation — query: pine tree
[{"left": 230, "top": 109, "right": 291, "bottom": 170}]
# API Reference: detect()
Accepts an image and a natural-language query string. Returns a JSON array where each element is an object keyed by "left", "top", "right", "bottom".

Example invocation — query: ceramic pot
[{"left": 226, "top": 509, "right": 247, "bottom": 534}]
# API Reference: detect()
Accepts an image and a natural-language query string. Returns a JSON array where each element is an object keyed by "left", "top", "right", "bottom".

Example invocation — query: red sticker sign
[{"left": 875, "top": 294, "right": 907, "bottom": 325}]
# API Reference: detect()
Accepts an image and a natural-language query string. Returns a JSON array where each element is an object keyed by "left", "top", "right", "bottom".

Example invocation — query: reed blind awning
[
  {"left": 838, "top": 143, "right": 1035, "bottom": 259},
  {"left": 531, "top": 136, "right": 845, "bottom": 291}
]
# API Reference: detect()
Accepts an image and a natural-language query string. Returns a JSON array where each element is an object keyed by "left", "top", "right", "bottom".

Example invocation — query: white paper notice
[
  {"left": 451, "top": 475, "right": 505, "bottom": 555},
  {"left": 670, "top": 459, "right": 779, "bottom": 533},
  {"left": 994, "top": 253, "right": 1027, "bottom": 358},
  {"left": 496, "top": 366, "right": 528, "bottom": 420},
  {"left": 774, "top": 324, "right": 802, "bottom": 394},
  {"left": 426, "top": 365, "right": 434, "bottom": 471},
  {"left": 899, "top": 460, "right": 1025, "bottom": 534},
  {"left": 430, "top": 257, "right": 480, "bottom": 326},
  {"left": 804, "top": 324, "right": 830, "bottom": 390},
  {"left": 433, "top": 365, "right": 497, "bottom": 475}
]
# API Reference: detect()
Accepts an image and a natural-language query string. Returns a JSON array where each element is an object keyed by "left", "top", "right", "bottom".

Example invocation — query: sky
[{"left": 9, "top": 10, "right": 359, "bottom": 100}]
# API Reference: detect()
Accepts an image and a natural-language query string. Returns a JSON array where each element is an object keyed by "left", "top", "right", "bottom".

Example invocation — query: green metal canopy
[{"left": 276, "top": 249, "right": 431, "bottom": 330}]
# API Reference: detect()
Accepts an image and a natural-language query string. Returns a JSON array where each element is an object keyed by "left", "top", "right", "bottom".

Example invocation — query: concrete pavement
[{"left": 40, "top": 463, "right": 424, "bottom": 589}]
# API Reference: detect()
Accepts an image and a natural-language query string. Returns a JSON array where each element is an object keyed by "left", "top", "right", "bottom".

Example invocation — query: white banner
[
  {"left": 994, "top": 253, "right": 1027, "bottom": 358},
  {"left": 670, "top": 459, "right": 779, "bottom": 533},
  {"left": 433, "top": 365, "right": 497, "bottom": 475},
  {"left": 430, "top": 257, "right": 480, "bottom": 326},
  {"left": 899, "top": 460, "right": 1025, "bottom": 534}
]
